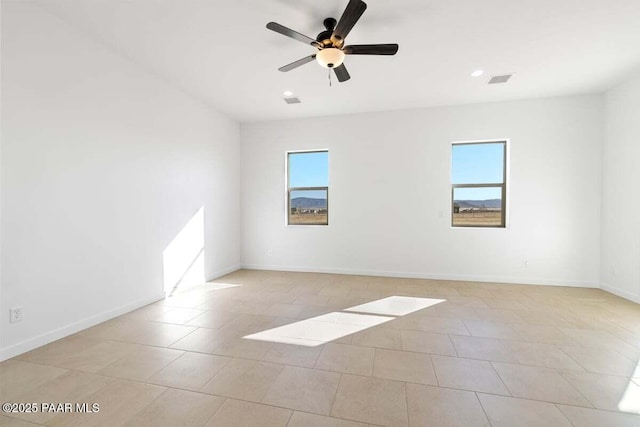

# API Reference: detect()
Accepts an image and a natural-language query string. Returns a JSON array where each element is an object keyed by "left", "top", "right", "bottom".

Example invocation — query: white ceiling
[{"left": 34, "top": 0, "right": 640, "bottom": 123}]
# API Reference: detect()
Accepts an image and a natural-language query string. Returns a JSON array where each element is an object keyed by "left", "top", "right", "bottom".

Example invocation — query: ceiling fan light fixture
[{"left": 316, "top": 48, "right": 345, "bottom": 68}]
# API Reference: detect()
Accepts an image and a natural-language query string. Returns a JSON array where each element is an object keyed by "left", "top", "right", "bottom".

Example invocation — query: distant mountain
[
  {"left": 291, "top": 197, "right": 327, "bottom": 209},
  {"left": 454, "top": 199, "right": 502, "bottom": 209}
]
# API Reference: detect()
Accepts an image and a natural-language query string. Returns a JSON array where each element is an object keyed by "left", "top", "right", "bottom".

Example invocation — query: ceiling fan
[{"left": 266, "top": 0, "right": 399, "bottom": 82}]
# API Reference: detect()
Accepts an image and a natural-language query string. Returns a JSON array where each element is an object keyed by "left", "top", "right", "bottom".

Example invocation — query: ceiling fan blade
[
  {"left": 278, "top": 55, "right": 317, "bottom": 72},
  {"left": 331, "top": 0, "right": 367, "bottom": 46},
  {"left": 344, "top": 44, "right": 399, "bottom": 55},
  {"left": 334, "top": 64, "right": 351, "bottom": 82},
  {"left": 267, "top": 22, "right": 321, "bottom": 48}
]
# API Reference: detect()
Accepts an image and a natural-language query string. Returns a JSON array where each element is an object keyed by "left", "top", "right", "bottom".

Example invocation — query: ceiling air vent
[
  {"left": 487, "top": 74, "right": 512, "bottom": 84},
  {"left": 283, "top": 97, "right": 301, "bottom": 104}
]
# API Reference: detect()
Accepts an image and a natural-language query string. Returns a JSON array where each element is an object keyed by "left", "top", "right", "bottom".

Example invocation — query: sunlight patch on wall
[
  {"left": 344, "top": 296, "right": 446, "bottom": 316},
  {"left": 163, "top": 206, "right": 205, "bottom": 296}
]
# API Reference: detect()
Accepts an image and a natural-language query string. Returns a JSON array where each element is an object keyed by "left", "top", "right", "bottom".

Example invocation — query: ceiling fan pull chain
[{"left": 328, "top": 69, "right": 332, "bottom": 87}]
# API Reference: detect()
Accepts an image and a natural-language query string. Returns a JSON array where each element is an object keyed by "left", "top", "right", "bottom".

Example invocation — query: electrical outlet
[{"left": 10, "top": 306, "right": 23, "bottom": 323}]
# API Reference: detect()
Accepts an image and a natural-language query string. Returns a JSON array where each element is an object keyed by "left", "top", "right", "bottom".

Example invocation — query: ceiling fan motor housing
[{"left": 316, "top": 17, "right": 338, "bottom": 47}]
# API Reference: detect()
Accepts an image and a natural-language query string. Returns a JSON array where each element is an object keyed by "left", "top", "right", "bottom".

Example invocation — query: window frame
[
  {"left": 285, "top": 149, "right": 329, "bottom": 226},
  {"left": 451, "top": 140, "right": 508, "bottom": 229}
]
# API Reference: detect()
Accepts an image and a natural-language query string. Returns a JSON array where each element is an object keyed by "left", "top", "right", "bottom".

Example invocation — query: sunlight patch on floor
[
  {"left": 344, "top": 296, "right": 446, "bottom": 316},
  {"left": 618, "top": 361, "right": 640, "bottom": 414},
  {"left": 244, "top": 312, "right": 394, "bottom": 347},
  {"left": 244, "top": 296, "right": 445, "bottom": 346},
  {"left": 204, "top": 282, "right": 241, "bottom": 291}
]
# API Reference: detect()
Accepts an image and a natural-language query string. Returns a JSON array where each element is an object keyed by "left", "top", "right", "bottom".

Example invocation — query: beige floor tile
[
  {"left": 145, "top": 308, "right": 205, "bottom": 325},
  {"left": 559, "top": 345, "right": 638, "bottom": 376},
  {"left": 477, "top": 393, "right": 572, "bottom": 426},
  {"left": 157, "top": 291, "right": 209, "bottom": 309},
  {"left": 557, "top": 404, "right": 640, "bottom": 427},
  {"left": 473, "top": 308, "right": 520, "bottom": 322},
  {"left": 126, "top": 322, "right": 197, "bottom": 347},
  {"left": 295, "top": 305, "right": 336, "bottom": 320},
  {"left": 373, "top": 349, "right": 437, "bottom": 385},
  {"left": 124, "top": 303, "right": 174, "bottom": 319},
  {"left": 560, "top": 371, "right": 640, "bottom": 413},
  {"left": 401, "top": 330, "right": 456, "bottom": 356},
  {"left": 511, "top": 324, "right": 578, "bottom": 345},
  {"left": 262, "top": 366, "right": 341, "bottom": 415},
  {"left": 75, "top": 317, "right": 154, "bottom": 341},
  {"left": 0, "top": 415, "right": 42, "bottom": 426},
  {"left": 207, "top": 336, "right": 274, "bottom": 359},
  {"left": 148, "top": 351, "right": 231, "bottom": 390},
  {"left": 492, "top": 362, "right": 592, "bottom": 406},
  {"left": 262, "top": 303, "right": 306, "bottom": 318},
  {"left": 559, "top": 328, "right": 640, "bottom": 360},
  {"left": 169, "top": 327, "right": 236, "bottom": 353},
  {"left": 261, "top": 342, "right": 324, "bottom": 367},
  {"left": 406, "top": 383, "right": 489, "bottom": 426},
  {"left": 464, "top": 320, "right": 523, "bottom": 340},
  {"left": 221, "top": 314, "right": 290, "bottom": 333},
  {"left": 449, "top": 335, "right": 517, "bottom": 362},
  {"left": 184, "top": 310, "right": 239, "bottom": 328},
  {"left": 15, "top": 335, "right": 101, "bottom": 366},
  {"left": 205, "top": 399, "right": 291, "bottom": 427},
  {"left": 509, "top": 341, "right": 585, "bottom": 370},
  {"left": 47, "top": 340, "right": 139, "bottom": 373},
  {"left": 315, "top": 343, "right": 375, "bottom": 376},
  {"left": 97, "top": 345, "right": 183, "bottom": 381},
  {"left": 0, "top": 360, "right": 68, "bottom": 402},
  {"left": 47, "top": 379, "right": 166, "bottom": 427},
  {"left": 431, "top": 355, "right": 509, "bottom": 395},
  {"left": 8, "top": 270, "right": 640, "bottom": 426},
  {"left": 200, "top": 358, "right": 284, "bottom": 402},
  {"left": 7, "top": 371, "right": 113, "bottom": 425},
  {"left": 391, "top": 316, "right": 471, "bottom": 335},
  {"left": 287, "top": 411, "right": 369, "bottom": 427},
  {"left": 125, "top": 388, "right": 224, "bottom": 427},
  {"left": 350, "top": 327, "right": 402, "bottom": 350},
  {"left": 331, "top": 374, "right": 408, "bottom": 427}
]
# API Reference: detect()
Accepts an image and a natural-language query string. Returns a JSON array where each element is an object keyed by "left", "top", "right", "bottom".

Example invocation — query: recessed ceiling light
[
  {"left": 283, "top": 90, "right": 293, "bottom": 97},
  {"left": 471, "top": 70, "right": 484, "bottom": 77}
]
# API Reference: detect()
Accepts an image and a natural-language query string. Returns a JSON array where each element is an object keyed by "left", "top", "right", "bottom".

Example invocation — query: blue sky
[
  {"left": 289, "top": 152, "right": 328, "bottom": 196},
  {"left": 452, "top": 142, "right": 504, "bottom": 200}
]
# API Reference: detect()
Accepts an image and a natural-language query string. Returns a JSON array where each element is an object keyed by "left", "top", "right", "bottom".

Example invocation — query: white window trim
[
  {"left": 285, "top": 149, "right": 330, "bottom": 227},
  {"left": 450, "top": 139, "right": 510, "bottom": 229}
]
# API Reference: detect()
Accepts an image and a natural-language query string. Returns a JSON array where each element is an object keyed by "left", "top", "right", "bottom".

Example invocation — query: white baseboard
[
  {"left": 600, "top": 283, "right": 640, "bottom": 304},
  {"left": 240, "top": 264, "right": 598, "bottom": 288},
  {"left": 0, "top": 293, "right": 165, "bottom": 362}
]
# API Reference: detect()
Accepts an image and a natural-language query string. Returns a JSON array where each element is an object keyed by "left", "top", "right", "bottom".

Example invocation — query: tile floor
[{"left": 1, "top": 269, "right": 640, "bottom": 426}]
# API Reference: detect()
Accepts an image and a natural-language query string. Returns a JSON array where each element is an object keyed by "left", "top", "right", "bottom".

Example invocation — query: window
[
  {"left": 451, "top": 140, "right": 507, "bottom": 228},
  {"left": 287, "top": 150, "right": 328, "bottom": 225}
]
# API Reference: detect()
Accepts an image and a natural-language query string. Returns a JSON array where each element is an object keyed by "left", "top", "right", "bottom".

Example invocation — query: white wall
[
  {"left": 601, "top": 72, "right": 640, "bottom": 303},
  {"left": 0, "top": 2, "right": 240, "bottom": 360},
  {"left": 241, "top": 96, "right": 603, "bottom": 287}
]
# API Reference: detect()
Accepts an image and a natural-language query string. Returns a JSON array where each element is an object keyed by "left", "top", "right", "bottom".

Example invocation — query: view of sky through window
[
  {"left": 289, "top": 151, "right": 328, "bottom": 188},
  {"left": 452, "top": 142, "right": 504, "bottom": 200}
]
